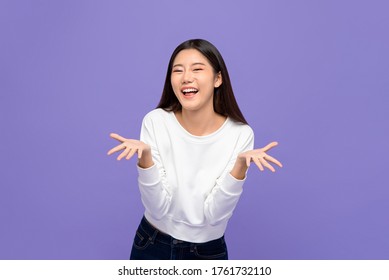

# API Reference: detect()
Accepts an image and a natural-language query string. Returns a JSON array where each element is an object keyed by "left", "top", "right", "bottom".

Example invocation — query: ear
[{"left": 214, "top": 71, "right": 222, "bottom": 88}]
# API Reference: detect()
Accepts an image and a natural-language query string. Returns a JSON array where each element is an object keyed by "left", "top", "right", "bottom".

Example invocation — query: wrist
[
  {"left": 138, "top": 150, "right": 153, "bottom": 169},
  {"left": 230, "top": 159, "right": 249, "bottom": 180}
]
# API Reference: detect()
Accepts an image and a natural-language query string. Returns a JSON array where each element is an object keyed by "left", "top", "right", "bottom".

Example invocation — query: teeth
[{"left": 182, "top": 88, "right": 198, "bottom": 93}]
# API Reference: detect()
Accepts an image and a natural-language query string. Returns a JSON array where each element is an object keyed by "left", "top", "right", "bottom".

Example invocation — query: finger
[
  {"left": 264, "top": 155, "right": 283, "bottom": 168},
  {"left": 126, "top": 148, "right": 137, "bottom": 160},
  {"left": 107, "top": 143, "right": 126, "bottom": 155},
  {"left": 262, "top": 141, "right": 278, "bottom": 152},
  {"left": 253, "top": 157, "right": 264, "bottom": 171},
  {"left": 110, "top": 133, "right": 127, "bottom": 142},
  {"left": 246, "top": 156, "right": 251, "bottom": 167},
  {"left": 138, "top": 148, "right": 143, "bottom": 159},
  {"left": 117, "top": 146, "right": 130, "bottom": 160},
  {"left": 259, "top": 157, "right": 275, "bottom": 172}
]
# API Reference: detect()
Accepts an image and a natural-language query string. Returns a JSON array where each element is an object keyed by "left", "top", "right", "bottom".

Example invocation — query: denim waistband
[{"left": 139, "top": 216, "right": 225, "bottom": 248}]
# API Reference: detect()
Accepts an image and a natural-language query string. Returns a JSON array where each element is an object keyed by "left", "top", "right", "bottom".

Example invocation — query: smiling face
[{"left": 171, "top": 49, "right": 222, "bottom": 113}]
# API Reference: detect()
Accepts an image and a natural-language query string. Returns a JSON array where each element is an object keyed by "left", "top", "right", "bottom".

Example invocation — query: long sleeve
[
  {"left": 137, "top": 116, "right": 172, "bottom": 220},
  {"left": 203, "top": 127, "right": 254, "bottom": 225},
  {"left": 134, "top": 109, "right": 256, "bottom": 242}
]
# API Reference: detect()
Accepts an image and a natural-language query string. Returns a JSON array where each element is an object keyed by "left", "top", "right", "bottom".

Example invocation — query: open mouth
[{"left": 181, "top": 88, "right": 199, "bottom": 96}]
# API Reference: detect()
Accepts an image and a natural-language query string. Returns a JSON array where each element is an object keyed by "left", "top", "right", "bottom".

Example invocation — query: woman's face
[{"left": 171, "top": 49, "right": 222, "bottom": 113}]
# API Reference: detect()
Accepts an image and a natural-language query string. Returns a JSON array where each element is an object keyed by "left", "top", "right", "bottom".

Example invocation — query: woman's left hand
[{"left": 238, "top": 142, "right": 283, "bottom": 172}]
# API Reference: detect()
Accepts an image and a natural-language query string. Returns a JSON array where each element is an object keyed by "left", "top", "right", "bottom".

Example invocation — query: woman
[{"left": 107, "top": 39, "right": 282, "bottom": 260}]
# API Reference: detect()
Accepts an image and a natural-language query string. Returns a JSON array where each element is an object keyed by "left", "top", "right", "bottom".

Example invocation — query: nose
[{"left": 182, "top": 70, "right": 193, "bottom": 84}]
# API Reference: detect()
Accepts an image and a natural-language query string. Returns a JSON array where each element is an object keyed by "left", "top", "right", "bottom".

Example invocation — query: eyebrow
[{"left": 172, "top": 62, "right": 206, "bottom": 68}]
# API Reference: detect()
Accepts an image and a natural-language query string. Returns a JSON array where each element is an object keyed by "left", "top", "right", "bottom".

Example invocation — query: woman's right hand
[{"left": 107, "top": 133, "right": 153, "bottom": 168}]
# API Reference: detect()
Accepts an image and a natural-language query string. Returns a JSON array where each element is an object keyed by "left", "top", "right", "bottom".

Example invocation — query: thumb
[
  {"left": 246, "top": 156, "right": 251, "bottom": 167},
  {"left": 138, "top": 149, "right": 143, "bottom": 159}
]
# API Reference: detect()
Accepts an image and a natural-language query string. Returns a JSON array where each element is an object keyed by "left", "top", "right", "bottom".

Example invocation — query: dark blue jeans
[{"left": 130, "top": 216, "right": 228, "bottom": 260}]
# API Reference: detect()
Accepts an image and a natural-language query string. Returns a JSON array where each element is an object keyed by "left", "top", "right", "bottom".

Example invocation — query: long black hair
[{"left": 157, "top": 39, "right": 248, "bottom": 125}]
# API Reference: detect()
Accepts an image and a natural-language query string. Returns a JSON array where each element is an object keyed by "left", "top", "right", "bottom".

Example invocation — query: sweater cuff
[
  {"left": 220, "top": 173, "right": 245, "bottom": 195},
  {"left": 137, "top": 163, "right": 160, "bottom": 186}
]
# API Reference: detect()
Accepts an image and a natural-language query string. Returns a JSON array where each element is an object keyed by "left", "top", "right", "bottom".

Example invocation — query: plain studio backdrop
[{"left": 1, "top": 0, "right": 388, "bottom": 259}]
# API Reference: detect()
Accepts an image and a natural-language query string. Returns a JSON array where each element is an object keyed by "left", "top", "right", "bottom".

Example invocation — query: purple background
[{"left": 1, "top": 0, "right": 388, "bottom": 260}]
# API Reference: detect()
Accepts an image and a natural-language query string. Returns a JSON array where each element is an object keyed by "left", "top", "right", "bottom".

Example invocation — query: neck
[{"left": 176, "top": 108, "right": 226, "bottom": 136}]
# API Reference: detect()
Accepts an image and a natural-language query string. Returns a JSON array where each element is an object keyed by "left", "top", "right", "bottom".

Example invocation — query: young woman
[{"left": 107, "top": 39, "right": 282, "bottom": 260}]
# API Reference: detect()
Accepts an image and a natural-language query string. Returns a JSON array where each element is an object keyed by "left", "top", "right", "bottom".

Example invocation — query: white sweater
[{"left": 137, "top": 108, "right": 254, "bottom": 242}]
